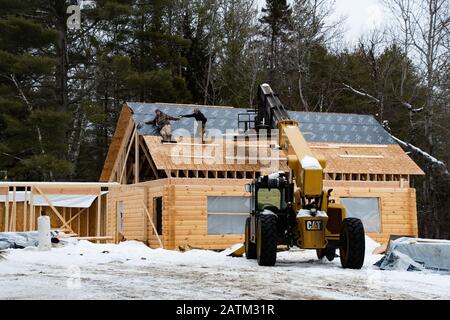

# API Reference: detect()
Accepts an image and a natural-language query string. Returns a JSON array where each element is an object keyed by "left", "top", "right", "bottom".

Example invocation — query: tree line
[{"left": 0, "top": 0, "right": 449, "bottom": 238}]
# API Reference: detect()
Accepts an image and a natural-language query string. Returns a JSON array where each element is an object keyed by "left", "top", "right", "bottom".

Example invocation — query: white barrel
[{"left": 38, "top": 216, "right": 52, "bottom": 251}]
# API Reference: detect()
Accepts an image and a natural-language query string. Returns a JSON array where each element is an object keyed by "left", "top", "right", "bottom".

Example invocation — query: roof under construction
[
  {"left": 99, "top": 102, "right": 424, "bottom": 183},
  {"left": 127, "top": 102, "right": 396, "bottom": 145}
]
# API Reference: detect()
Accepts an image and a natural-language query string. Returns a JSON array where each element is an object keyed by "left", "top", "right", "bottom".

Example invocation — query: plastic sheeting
[
  {"left": 375, "top": 237, "right": 450, "bottom": 273},
  {"left": 207, "top": 196, "right": 250, "bottom": 235},
  {"left": 340, "top": 198, "right": 380, "bottom": 233},
  {"left": 0, "top": 232, "right": 39, "bottom": 250},
  {"left": 207, "top": 196, "right": 250, "bottom": 214},
  {"left": 208, "top": 215, "right": 247, "bottom": 235},
  {"left": 0, "top": 191, "right": 108, "bottom": 208},
  {"left": 0, "top": 231, "right": 61, "bottom": 250}
]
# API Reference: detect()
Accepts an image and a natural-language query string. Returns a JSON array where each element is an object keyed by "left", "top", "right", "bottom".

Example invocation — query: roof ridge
[
  {"left": 127, "top": 102, "right": 236, "bottom": 109},
  {"left": 127, "top": 102, "right": 379, "bottom": 118}
]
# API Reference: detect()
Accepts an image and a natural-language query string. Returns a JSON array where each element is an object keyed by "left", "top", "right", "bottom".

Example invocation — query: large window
[
  {"left": 340, "top": 198, "right": 381, "bottom": 233},
  {"left": 207, "top": 196, "right": 250, "bottom": 235}
]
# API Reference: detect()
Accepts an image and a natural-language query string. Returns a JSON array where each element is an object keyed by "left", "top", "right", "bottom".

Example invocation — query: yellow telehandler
[{"left": 244, "top": 84, "right": 365, "bottom": 268}]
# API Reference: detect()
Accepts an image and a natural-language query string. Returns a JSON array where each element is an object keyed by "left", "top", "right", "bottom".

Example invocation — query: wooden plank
[
  {"left": 142, "top": 201, "right": 163, "bottom": 248},
  {"left": 0, "top": 182, "right": 119, "bottom": 188},
  {"left": 35, "top": 187, "right": 101, "bottom": 195},
  {"left": 135, "top": 128, "right": 139, "bottom": 184},
  {"left": 74, "top": 236, "right": 113, "bottom": 241},
  {"left": 62, "top": 208, "right": 88, "bottom": 229},
  {"left": 100, "top": 105, "right": 134, "bottom": 182},
  {"left": 119, "top": 126, "right": 137, "bottom": 183},
  {"left": 23, "top": 188, "right": 27, "bottom": 231},
  {"left": 34, "top": 186, "right": 74, "bottom": 234},
  {"left": 139, "top": 139, "right": 159, "bottom": 179},
  {"left": 97, "top": 194, "right": 101, "bottom": 239},
  {"left": 4, "top": 187, "right": 9, "bottom": 232},
  {"left": 11, "top": 186, "right": 16, "bottom": 231},
  {"left": 30, "top": 189, "right": 34, "bottom": 230}
]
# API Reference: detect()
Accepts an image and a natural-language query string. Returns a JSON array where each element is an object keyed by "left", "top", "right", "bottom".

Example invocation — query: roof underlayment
[{"left": 127, "top": 102, "right": 396, "bottom": 145}]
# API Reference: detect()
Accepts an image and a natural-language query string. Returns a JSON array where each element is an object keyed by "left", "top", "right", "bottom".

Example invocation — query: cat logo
[{"left": 305, "top": 220, "right": 323, "bottom": 231}]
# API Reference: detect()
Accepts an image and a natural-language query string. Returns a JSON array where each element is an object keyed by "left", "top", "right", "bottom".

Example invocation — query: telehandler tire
[
  {"left": 256, "top": 215, "right": 278, "bottom": 266},
  {"left": 245, "top": 217, "right": 257, "bottom": 259},
  {"left": 317, "top": 248, "right": 336, "bottom": 261},
  {"left": 339, "top": 218, "right": 365, "bottom": 269}
]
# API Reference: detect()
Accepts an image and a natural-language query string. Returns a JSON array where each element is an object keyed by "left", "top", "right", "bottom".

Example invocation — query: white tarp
[
  {"left": 0, "top": 191, "right": 108, "bottom": 208},
  {"left": 375, "top": 237, "right": 450, "bottom": 273}
]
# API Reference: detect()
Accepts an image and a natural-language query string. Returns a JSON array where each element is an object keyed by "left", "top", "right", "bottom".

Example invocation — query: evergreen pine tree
[
  {"left": 259, "top": 0, "right": 292, "bottom": 72},
  {"left": 0, "top": 1, "right": 73, "bottom": 181}
]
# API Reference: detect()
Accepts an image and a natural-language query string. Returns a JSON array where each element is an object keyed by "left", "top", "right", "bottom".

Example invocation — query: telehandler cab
[{"left": 244, "top": 84, "right": 365, "bottom": 269}]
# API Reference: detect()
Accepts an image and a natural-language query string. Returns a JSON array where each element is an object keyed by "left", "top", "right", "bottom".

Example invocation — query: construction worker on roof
[
  {"left": 180, "top": 108, "right": 207, "bottom": 143},
  {"left": 145, "top": 109, "right": 180, "bottom": 143}
]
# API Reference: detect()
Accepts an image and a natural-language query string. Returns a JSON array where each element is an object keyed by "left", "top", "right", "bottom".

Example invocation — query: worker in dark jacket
[
  {"left": 145, "top": 109, "right": 179, "bottom": 142},
  {"left": 180, "top": 108, "right": 207, "bottom": 142}
]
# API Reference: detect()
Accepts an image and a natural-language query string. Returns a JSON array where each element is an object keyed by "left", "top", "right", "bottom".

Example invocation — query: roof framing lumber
[
  {"left": 139, "top": 138, "right": 159, "bottom": 179},
  {"left": 119, "top": 125, "right": 137, "bottom": 183}
]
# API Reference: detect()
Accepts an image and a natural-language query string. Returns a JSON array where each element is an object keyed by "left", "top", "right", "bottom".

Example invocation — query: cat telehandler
[{"left": 244, "top": 84, "right": 365, "bottom": 268}]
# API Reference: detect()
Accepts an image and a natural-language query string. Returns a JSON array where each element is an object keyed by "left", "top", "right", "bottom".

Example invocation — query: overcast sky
[
  {"left": 257, "top": 0, "right": 386, "bottom": 44},
  {"left": 333, "top": 0, "right": 385, "bottom": 42}
]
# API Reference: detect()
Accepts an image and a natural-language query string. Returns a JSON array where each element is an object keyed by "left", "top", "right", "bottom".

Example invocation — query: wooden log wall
[
  {"left": 104, "top": 179, "right": 419, "bottom": 249},
  {"left": 163, "top": 179, "right": 249, "bottom": 250},
  {"left": 162, "top": 179, "right": 418, "bottom": 249},
  {"left": 106, "top": 180, "right": 165, "bottom": 246},
  {"left": 329, "top": 186, "right": 418, "bottom": 244}
]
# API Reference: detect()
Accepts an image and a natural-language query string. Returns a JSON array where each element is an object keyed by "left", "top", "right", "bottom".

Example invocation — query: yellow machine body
[
  {"left": 279, "top": 120, "right": 325, "bottom": 198},
  {"left": 278, "top": 120, "right": 346, "bottom": 249},
  {"left": 297, "top": 216, "right": 329, "bottom": 249}
]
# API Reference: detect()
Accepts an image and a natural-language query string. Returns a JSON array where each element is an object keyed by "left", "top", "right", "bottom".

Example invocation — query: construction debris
[
  {"left": 0, "top": 231, "right": 62, "bottom": 250},
  {"left": 375, "top": 237, "right": 450, "bottom": 273},
  {"left": 222, "top": 243, "right": 245, "bottom": 257}
]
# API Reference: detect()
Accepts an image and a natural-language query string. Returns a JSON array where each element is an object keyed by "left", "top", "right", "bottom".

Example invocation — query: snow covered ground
[{"left": 0, "top": 237, "right": 449, "bottom": 300}]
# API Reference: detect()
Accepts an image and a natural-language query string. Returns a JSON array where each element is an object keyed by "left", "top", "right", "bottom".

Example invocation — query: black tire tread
[
  {"left": 340, "top": 218, "right": 365, "bottom": 269},
  {"left": 257, "top": 215, "right": 278, "bottom": 266},
  {"left": 245, "top": 217, "right": 257, "bottom": 259}
]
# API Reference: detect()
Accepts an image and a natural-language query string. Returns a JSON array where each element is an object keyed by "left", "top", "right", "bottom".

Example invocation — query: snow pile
[
  {"left": 2, "top": 240, "right": 243, "bottom": 270},
  {"left": 365, "top": 235, "right": 381, "bottom": 257}
]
